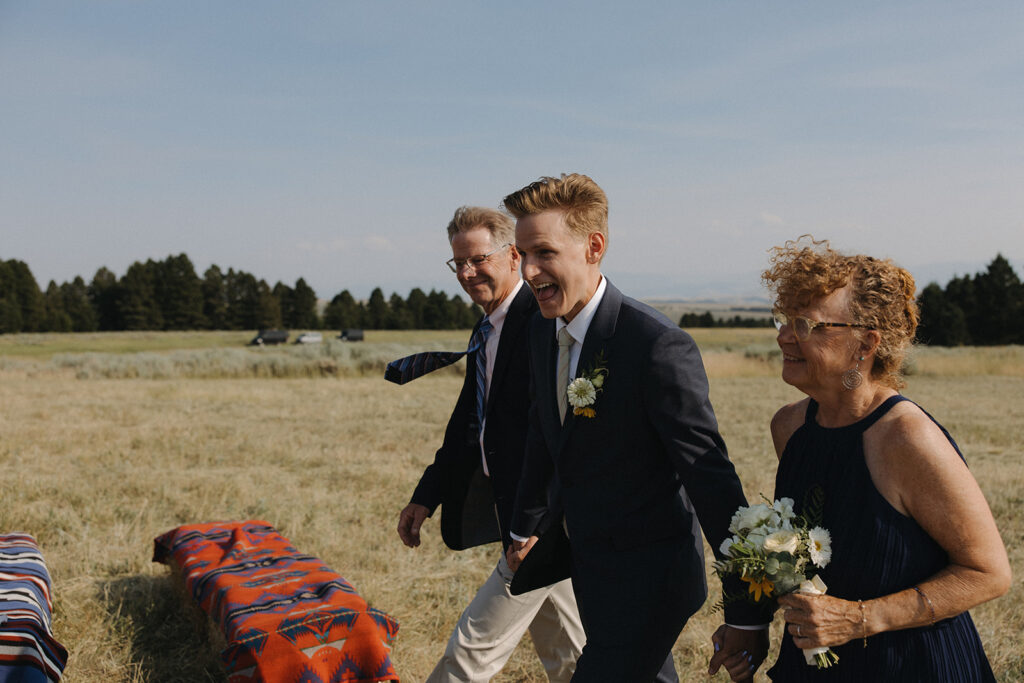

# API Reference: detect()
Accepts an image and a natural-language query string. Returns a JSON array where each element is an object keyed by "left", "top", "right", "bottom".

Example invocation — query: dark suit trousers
[{"left": 567, "top": 535, "right": 688, "bottom": 683}]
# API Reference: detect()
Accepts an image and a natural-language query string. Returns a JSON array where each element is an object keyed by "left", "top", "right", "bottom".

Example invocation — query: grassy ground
[{"left": 0, "top": 332, "right": 1021, "bottom": 681}]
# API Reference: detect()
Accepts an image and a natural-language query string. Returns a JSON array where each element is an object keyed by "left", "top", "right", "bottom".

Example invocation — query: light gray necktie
[{"left": 556, "top": 326, "right": 574, "bottom": 422}]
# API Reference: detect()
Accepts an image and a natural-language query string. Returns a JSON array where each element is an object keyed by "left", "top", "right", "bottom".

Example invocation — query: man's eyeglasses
[
  {"left": 772, "top": 309, "right": 875, "bottom": 342},
  {"left": 446, "top": 243, "right": 511, "bottom": 274}
]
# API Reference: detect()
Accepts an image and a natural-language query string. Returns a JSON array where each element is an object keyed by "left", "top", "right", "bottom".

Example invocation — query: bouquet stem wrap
[{"left": 797, "top": 575, "right": 839, "bottom": 668}]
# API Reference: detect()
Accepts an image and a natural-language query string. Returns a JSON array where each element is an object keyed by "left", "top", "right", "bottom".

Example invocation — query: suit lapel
[
  {"left": 488, "top": 286, "right": 532, "bottom": 412},
  {"left": 555, "top": 280, "right": 621, "bottom": 454}
]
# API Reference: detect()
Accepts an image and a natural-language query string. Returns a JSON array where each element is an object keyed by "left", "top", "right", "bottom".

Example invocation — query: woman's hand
[
  {"left": 708, "top": 624, "right": 768, "bottom": 681},
  {"left": 778, "top": 592, "right": 862, "bottom": 649}
]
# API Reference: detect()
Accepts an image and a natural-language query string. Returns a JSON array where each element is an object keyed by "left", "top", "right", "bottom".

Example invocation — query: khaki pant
[{"left": 427, "top": 553, "right": 585, "bottom": 682}]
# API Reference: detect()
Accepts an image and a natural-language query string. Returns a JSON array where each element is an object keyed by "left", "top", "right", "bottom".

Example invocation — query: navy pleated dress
[{"left": 767, "top": 395, "right": 996, "bottom": 682}]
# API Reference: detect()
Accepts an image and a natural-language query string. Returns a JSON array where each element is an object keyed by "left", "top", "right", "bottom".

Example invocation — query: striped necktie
[
  {"left": 474, "top": 319, "right": 490, "bottom": 432},
  {"left": 385, "top": 318, "right": 493, "bottom": 386}
]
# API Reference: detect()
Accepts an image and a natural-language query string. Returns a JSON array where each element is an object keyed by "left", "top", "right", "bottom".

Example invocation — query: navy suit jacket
[
  {"left": 510, "top": 281, "right": 759, "bottom": 641},
  {"left": 410, "top": 285, "right": 539, "bottom": 552}
]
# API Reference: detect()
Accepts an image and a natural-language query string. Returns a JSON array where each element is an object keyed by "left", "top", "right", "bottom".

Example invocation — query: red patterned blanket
[{"left": 153, "top": 520, "right": 399, "bottom": 683}]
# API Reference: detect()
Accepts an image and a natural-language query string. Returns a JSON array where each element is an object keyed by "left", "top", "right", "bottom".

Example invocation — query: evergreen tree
[
  {"left": 273, "top": 281, "right": 295, "bottom": 328},
  {"left": 365, "top": 288, "right": 389, "bottom": 329},
  {"left": 422, "top": 289, "right": 450, "bottom": 329},
  {"left": 118, "top": 260, "right": 163, "bottom": 330},
  {"left": 154, "top": 253, "right": 205, "bottom": 329},
  {"left": 943, "top": 275, "right": 976, "bottom": 345},
  {"left": 917, "top": 283, "right": 969, "bottom": 346},
  {"left": 449, "top": 293, "right": 479, "bottom": 327},
  {"left": 406, "top": 287, "right": 427, "bottom": 328},
  {"left": 291, "top": 278, "right": 320, "bottom": 329},
  {"left": 388, "top": 292, "right": 412, "bottom": 329},
  {"left": 0, "top": 260, "right": 45, "bottom": 332},
  {"left": 0, "top": 261, "right": 24, "bottom": 333},
  {"left": 42, "top": 281, "right": 72, "bottom": 332},
  {"left": 61, "top": 276, "right": 98, "bottom": 331},
  {"left": 972, "top": 254, "right": 1023, "bottom": 345},
  {"left": 89, "top": 267, "right": 122, "bottom": 331},
  {"left": 256, "top": 279, "right": 282, "bottom": 329},
  {"left": 226, "top": 269, "right": 262, "bottom": 329},
  {"left": 323, "top": 290, "right": 361, "bottom": 330},
  {"left": 201, "top": 265, "right": 228, "bottom": 330}
]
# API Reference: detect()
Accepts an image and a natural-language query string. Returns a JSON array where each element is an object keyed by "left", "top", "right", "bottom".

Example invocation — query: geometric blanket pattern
[
  {"left": 0, "top": 533, "right": 69, "bottom": 683},
  {"left": 153, "top": 520, "right": 400, "bottom": 683}
]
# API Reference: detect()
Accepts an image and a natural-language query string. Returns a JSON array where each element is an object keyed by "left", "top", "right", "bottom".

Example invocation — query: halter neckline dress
[{"left": 767, "top": 394, "right": 995, "bottom": 682}]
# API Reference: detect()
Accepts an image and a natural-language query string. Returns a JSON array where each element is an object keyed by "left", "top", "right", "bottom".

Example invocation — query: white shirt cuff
[{"left": 726, "top": 623, "right": 770, "bottom": 630}]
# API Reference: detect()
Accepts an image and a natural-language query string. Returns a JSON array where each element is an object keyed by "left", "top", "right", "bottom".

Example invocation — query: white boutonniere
[{"left": 567, "top": 351, "right": 608, "bottom": 418}]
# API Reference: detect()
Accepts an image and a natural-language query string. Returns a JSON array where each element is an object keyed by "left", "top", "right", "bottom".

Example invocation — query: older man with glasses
[{"left": 394, "top": 206, "right": 584, "bottom": 682}]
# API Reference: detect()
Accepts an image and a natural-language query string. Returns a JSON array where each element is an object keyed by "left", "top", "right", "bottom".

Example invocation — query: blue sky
[{"left": 2, "top": 2, "right": 1022, "bottom": 301}]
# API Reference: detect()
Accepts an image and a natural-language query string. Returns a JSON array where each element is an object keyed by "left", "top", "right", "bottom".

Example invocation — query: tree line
[
  {"left": 917, "top": 254, "right": 1024, "bottom": 346},
  {"left": 677, "top": 254, "right": 1023, "bottom": 346},
  {"left": 0, "top": 253, "right": 479, "bottom": 333},
  {"left": 2, "top": 253, "right": 1021, "bottom": 343},
  {"left": 678, "top": 311, "right": 774, "bottom": 328}
]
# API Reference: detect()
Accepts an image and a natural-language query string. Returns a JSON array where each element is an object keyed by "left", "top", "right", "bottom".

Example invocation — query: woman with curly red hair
[{"left": 737, "top": 236, "right": 1010, "bottom": 682}]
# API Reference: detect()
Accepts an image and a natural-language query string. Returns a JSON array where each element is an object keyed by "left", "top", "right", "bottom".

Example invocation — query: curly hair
[
  {"left": 502, "top": 173, "right": 608, "bottom": 244},
  {"left": 762, "top": 236, "right": 919, "bottom": 389}
]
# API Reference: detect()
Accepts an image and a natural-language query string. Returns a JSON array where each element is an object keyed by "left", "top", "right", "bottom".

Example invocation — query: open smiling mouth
[{"left": 532, "top": 282, "right": 558, "bottom": 303}]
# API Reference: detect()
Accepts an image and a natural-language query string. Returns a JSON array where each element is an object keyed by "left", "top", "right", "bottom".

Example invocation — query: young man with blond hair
[{"left": 503, "top": 174, "right": 766, "bottom": 681}]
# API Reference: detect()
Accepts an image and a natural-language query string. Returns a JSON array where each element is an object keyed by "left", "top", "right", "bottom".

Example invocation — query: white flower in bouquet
[
  {"left": 808, "top": 527, "right": 832, "bottom": 567},
  {"left": 720, "top": 535, "right": 742, "bottom": 556},
  {"left": 746, "top": 526, "right": 770, "bottom": 549},
  {"left": 772, "top": 497, "right": 796, "bottom": 520},
  {"left": 729, "top": 502, "right": 777, "bottom": 535},
  {"left": 763, "top": 529, "right": 800, "bottom": 554}
]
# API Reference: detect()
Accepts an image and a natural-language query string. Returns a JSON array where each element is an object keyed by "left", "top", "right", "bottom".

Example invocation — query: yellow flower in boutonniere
[{"left": 567, "top": 351, "right": 608, "bottom": 418}]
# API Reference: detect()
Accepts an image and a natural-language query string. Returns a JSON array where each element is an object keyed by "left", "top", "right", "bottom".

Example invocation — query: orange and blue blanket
[
  {"left": 153, "top": 520, "right": 399, "bottom": 683},
  {"left": 0, "top": 533, "right": 68, "bottom": 682}
]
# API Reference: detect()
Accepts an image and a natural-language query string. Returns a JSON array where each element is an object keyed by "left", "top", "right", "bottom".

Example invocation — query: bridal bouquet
[{"left": 713, "top": 496, "right": 840, "bottom": 669}]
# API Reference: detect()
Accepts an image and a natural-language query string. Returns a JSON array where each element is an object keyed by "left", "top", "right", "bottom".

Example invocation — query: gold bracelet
[
  {"left": 911, "top": 585, "right": 937, "bottom": 624},
  {"left": 858, "top": 600, "right": 867, "bottom": 648}
]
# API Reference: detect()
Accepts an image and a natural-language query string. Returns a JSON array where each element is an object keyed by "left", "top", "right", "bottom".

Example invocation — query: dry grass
[{"left": 0, "top": 335, "right": 1021, "bottom": 682}]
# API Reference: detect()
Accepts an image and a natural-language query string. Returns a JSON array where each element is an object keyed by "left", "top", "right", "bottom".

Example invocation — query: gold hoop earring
[{"left": 842, "top": 356, "right": 865, "bottom": 391}]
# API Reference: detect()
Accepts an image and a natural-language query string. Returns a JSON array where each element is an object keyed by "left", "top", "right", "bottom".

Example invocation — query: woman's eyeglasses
[{"left": 772, "top": 309, "right": 874, "bottom": 341}]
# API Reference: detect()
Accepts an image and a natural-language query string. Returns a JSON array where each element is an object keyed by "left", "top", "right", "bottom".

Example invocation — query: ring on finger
[{"left": 797, "top": 624, "right": 802, "bottom": 637}]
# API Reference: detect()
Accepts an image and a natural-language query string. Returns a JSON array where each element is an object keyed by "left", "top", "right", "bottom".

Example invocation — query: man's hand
[
  {"left": 708, "top": 624, "right": 769, "bottom": 681},
  {"left": 397, "top": 503, "right": 431, "bottom": 548},
  {"left": 505, "top": 535, "right": 538, "bottom": 571}
]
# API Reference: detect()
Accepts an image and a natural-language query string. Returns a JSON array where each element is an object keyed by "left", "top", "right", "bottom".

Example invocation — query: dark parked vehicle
[{"left": 249, "top": 329, "right": 289, "bottom": 346}]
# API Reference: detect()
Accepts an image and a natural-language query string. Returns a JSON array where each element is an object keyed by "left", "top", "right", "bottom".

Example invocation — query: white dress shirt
[{"left": 553, "top": 275, "right": 607, "bottom": 379}]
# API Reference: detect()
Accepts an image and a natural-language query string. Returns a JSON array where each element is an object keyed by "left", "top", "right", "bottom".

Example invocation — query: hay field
[{"left": 0, "top": 332, "right": 1021, "bottom": 681}]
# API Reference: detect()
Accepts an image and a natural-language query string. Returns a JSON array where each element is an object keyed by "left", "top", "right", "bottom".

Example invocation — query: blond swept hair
[
  {"left": 762, "top": 235, "right": 919, "bottom": 389},
  {"left": 503, "top": 173, "right": 608, "bottom": 241},
  {"left": 446, "top": 206, "right": 515, "bottom": 247}
]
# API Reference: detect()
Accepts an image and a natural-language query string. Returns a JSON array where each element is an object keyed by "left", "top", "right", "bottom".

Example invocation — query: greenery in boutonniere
[{"left": 567, "top": 351, "right": 608, "bottom": 418}]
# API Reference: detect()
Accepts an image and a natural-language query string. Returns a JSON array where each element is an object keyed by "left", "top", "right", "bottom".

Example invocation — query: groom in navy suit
[{"left": 503, "top": 174, "right": 767, "bottom": 681}]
